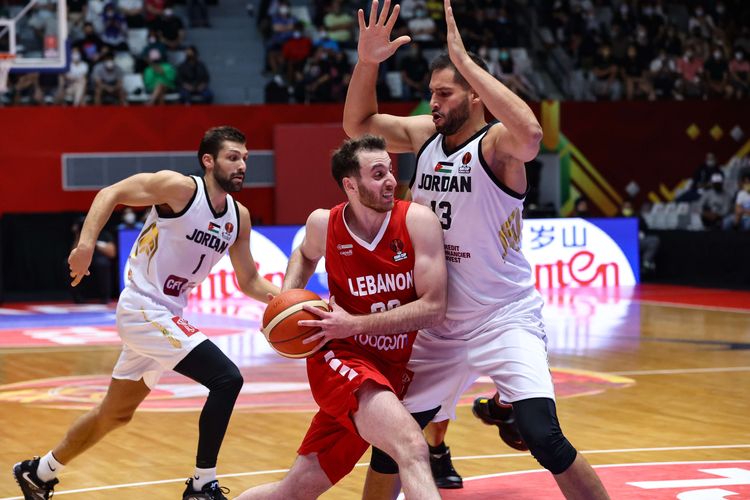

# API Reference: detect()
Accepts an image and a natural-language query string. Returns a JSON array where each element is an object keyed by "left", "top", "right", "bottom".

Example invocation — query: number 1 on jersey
[
  {"left": 430, "top": 200, "right": 452, "bottom": 229},
  {"left": 191, "top": 253, "right": 206, "bottom": 274}
]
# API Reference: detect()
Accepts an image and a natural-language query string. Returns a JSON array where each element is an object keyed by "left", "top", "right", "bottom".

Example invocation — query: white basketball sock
[
  {"left": 192, "top": 467, "right": 217, "bottom": 491},
  {"left": 37, "top": 451, "right": 64, "bottom": 482}
]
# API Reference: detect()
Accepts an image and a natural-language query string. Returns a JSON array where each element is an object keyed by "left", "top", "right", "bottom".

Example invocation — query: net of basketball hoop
[{"left": 0, "top": 53, "right": 14, "bottom": 94}]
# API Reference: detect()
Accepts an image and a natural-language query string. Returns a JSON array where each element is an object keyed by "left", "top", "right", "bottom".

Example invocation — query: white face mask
[
  {"left": 278, "top": 6, "right": 289, "bottom": 15},
  {"left": 123, "top": 212, "right": 136, "bottom": 225},
  {"left": 736, "top": 52, "right": 744, "bottom": 60},
  {"left": 72, "top": 52, "right": 81, "bottom": 62},
  {"left": 105, "top": 60, "right": 115, "bottom": 69},
  {"left": 713, "top": 50, "right": 722, "bottom": 59}
]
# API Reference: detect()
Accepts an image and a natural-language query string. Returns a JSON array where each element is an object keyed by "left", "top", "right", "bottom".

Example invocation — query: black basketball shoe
[
  {"left": 472, "top": 396, "right": 529, "bottom": 451},
  {"left": 429, "top": 446, "right": 463, "bottom": 489},
  {"left": 13, "top": 457, "right": 59, "bottom": 500},
  {"left": 182, "top": 478, "right": 230, "bottom": 500}
]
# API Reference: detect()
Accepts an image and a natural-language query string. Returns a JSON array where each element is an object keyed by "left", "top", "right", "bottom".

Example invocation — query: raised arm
[
  {"left": 443, "top": 0, "right": 542, "bottom": 162},
  {"left": 69, "top": 170, "right": 195, "bottom": 286},
  {"left": 228, "top": 202, "right": 281, "bottom": 303},
  {"left": 343, "top": 0, "right": 433, "bottom": 152},
  {"left": 299, "top": 204, "right": 446, "bottom": 341},
  {"left": 282, "top": 209, "right": 329, "bottom": 291}
]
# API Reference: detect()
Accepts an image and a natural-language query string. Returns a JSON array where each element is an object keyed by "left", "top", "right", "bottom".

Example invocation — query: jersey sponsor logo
[
  {"left": 347, "top": 271, "right": 414, "bottom": 297},
  {"left": 221, "top": 222, "right": 234, "bottom": 241},
  {"left": 390, "top": 239, "right": 408, "bottom": 262},
  {"left": 416, "top": 173, "right": 471, "bottom": 192},
  {"left": 186, "top": 228, "right": 229, "bottom": 254},
  {"left": 171, "top": 316, "right": 199, "bottom": 336},
  {"left": 163, "top": 275, "right": 189, "bottom": 296},
  {"left": 434, "top": 161, "right": 453, "bottom": 173},
  {"left": 354, "top": 333, "right": 410, "bottom": 351},
  {"left": 337, "top": 243, "right": 353, "bottom": 256}
]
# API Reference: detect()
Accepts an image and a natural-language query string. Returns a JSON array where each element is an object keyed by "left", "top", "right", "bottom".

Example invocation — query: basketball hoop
[{"left": 0, "top": 53, "right": 15, "bottom": 94}]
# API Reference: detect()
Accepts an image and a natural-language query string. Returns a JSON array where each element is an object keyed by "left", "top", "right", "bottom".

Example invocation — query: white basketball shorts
[
  {"left": 403, "top": 293, "right": 554, "bottom": 421},
  {"left": 113, "top": 287, "right": 208, "bottom": 389}
]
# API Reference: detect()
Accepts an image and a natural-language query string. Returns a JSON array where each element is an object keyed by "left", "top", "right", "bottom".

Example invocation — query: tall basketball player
[
  {"left": 13, "top": 126, "right": 280, "bottom": 500},
  {"left": 236, "top": 135, "right": 447, "bottom": 500},
  {"left": 343, "top": 0, "right": 610, "bottom": 498}
]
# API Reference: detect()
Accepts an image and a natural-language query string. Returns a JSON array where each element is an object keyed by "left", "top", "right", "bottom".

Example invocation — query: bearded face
[{"left": 434, "top": 95, "right": 471, "bottom": 136}]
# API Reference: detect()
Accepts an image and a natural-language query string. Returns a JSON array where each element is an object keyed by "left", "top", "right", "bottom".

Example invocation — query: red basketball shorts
[{"left": 298, "top": 346, "right": 409, "bottom": 484}]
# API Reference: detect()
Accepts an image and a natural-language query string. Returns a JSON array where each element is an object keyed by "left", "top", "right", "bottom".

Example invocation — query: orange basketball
[{"left": 261, "top": 289, "right": 330, "bottom": 358}]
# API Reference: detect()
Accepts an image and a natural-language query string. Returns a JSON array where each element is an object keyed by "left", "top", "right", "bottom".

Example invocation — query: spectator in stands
[
  {"left": 26, "top": 0, "right": 58, "bottom": 56},
  {"left": 266, "top": 0, "right": 296, "bottom": 74},
  {"left": 650, "top": 49, "right": 678, "bottom": 99},
  {"left": 704, "top": 46, "right": 730, "bottom": 98},
  {"left": 700, "top": 172, "right": 733, "bottom": 230},
  {"left": 67, "top": 0, "right": 88, "bottom": 37},
  {"left": 138, "top": 29, "right": 168, "bottom": 72},
  {"left": 297, "top": 46, "right": 334, "bottom": 103},
  {"left": 281, "top": 21, "right": 313, "bottom": 84},
  {"left": 408, "top": 2, "right": 438, "bottom": 48},
  {"left": 399, "top": 43, "right": 429, "bottom": 101},
  {"left": 119, "top": 0, "right": 146, "bottom": 28},
  {"left": 621, "top": 44, "right": 655, "bottom": 100},
  {"left": 322, "top": 0, "right": 354, "bottom": 49},
  {"left": 723, "top": 172, "right": 750, "bottom": 231},
  {"left": 678, "top": 152, "right": 721, "bottom": 202},
  {"left": 117, "top": 207, "right": 144, "bottom": 230},
  {"left": 728, "top": 49, "right": 749, "bottom": 98},
  {"left": 100, "top": 2, "right": 129, "bottom": 51},
  {"left": 676, "top": 46, "right": 704, "bottom": 98},
  {"left": 92, "top": 52, "right": 126, "bottom": 105},
  {"left": 188, "top": 0, "right": 210, "bottom": 28},
  {"left": 688, "top": 5, "right": 716, "bottom": 40},
  {"left": 621, "top": 200, "right": 659, "bottom": 274},
  {"left": 459, "top": 8, "right": 491, "bottom": 53},
  {"left": 177, "top": 45, "right": 213, "bottom": 104},
  {"left": 8, "top": 73, "right": 43, "bottom": 105},
  {"left": 490, "top": 6, "right": 518, "bottom": 48},
  {"left": 143, "top": 48, "right": 177, "bottom": 104},
  {"left": 486, "top": 47, "right": 539, "bottom": 101},
  {"left": 590, "top": 44, "right": 622, "bottom": 100},
  {"left": 156, "top": 7, "right": 185, "bottom": 50},
  {"left": 74, "top": 22, "right": 105, "bottom": 67},
  {"left": 144, "top": 0, "right": 165, "bottom": 30},
  {"left": 55, "top": 47, "right": 89, "bottom": 106}
]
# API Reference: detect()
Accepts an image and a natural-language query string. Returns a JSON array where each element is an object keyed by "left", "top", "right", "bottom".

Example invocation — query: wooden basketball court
[{"left": 1, "top": 284, "right": 748, "bottom": 499}]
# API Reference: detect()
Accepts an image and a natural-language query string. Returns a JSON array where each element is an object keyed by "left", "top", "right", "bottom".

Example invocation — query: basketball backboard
[{"left": 0, "top": 0, "right": 68, "bottom": 71}]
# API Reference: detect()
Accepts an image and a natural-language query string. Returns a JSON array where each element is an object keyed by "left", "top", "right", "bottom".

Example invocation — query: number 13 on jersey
[{"left": 430, "top": 200, "right": 452, "bottom": 229}]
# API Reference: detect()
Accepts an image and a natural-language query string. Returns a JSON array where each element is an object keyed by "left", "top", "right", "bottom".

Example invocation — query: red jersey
[{"left": 324, "top": 199, "right": 418, "bottom": 369}]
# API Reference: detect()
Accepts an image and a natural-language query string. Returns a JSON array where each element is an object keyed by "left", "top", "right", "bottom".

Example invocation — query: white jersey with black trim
[
  {"left": 409, "top": 122, "right": 542, "bottom": 338},
  {"left": 125, "top": 175, "right": 240, "bottom": 314}
]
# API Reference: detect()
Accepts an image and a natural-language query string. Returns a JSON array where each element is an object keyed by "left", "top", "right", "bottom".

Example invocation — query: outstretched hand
[
  {"left": 357, "top": 0, "right": 411, "bottom": 65},
  {"left": 68, "top": 244, "right": 94, "bottom": 287},
  {"left": 443, "top": 0, "right": 469, "bottom": 66},
  {"left": 298, "top": 296, "right": 358, "bottom": 349}
]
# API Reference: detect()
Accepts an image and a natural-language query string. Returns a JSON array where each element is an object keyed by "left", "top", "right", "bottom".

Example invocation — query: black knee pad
[
  {"left": 175, "top": 340, "right": 243, "bottom": 396},
  {"left": 369, "top": 406, "right": 441, "bottom": 474},
  {"left": 513, "top": 398, "right": 577, "bottom": 474}
]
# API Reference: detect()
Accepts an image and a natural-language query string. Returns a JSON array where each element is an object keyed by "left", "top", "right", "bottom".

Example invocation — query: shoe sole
[
  {"left": 472, "top": 404, "right": 529, "bottom": 452},
  {"left": 12, "top": 463, "right": 39, "bottom": 500}
]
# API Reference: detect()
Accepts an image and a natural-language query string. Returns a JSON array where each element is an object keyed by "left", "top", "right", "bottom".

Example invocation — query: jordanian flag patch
[
  {"left": 434, "top": 161, "right": 453, "bottom": 173},
  {"left": 208, "top": 222, "right": 221, "bottom": 233}
]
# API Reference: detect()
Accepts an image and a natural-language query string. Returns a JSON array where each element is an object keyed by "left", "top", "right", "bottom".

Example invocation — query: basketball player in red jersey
[
  {"left": 344, "top": 0, "right": 609, "bottom": 498},
  {"left": 235, "top": 135, "right": 447, "bottom": 500}
]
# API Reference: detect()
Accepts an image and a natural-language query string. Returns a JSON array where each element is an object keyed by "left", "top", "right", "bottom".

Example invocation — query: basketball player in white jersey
[
  {"left": 343, "top": 1, "right": 610, "bottom": 498},
  {"left": 13, "top": 126, "right": 280, "bottom": 500}
]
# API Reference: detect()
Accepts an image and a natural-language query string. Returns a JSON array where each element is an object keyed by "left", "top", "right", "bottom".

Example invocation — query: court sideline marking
[{"left": 3, "top": 444, "right": 750, "bottom": 499}]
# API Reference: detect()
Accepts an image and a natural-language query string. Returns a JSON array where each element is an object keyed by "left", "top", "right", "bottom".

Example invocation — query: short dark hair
[
  {"left": 429, "top": 51, "right": 489, "bottom": 89},
  {"left": 197, "top": 126, "right": 246, "bottom": 170},
  {"left": 331, "top": 135, "right": 387, "bottom": 189}
]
